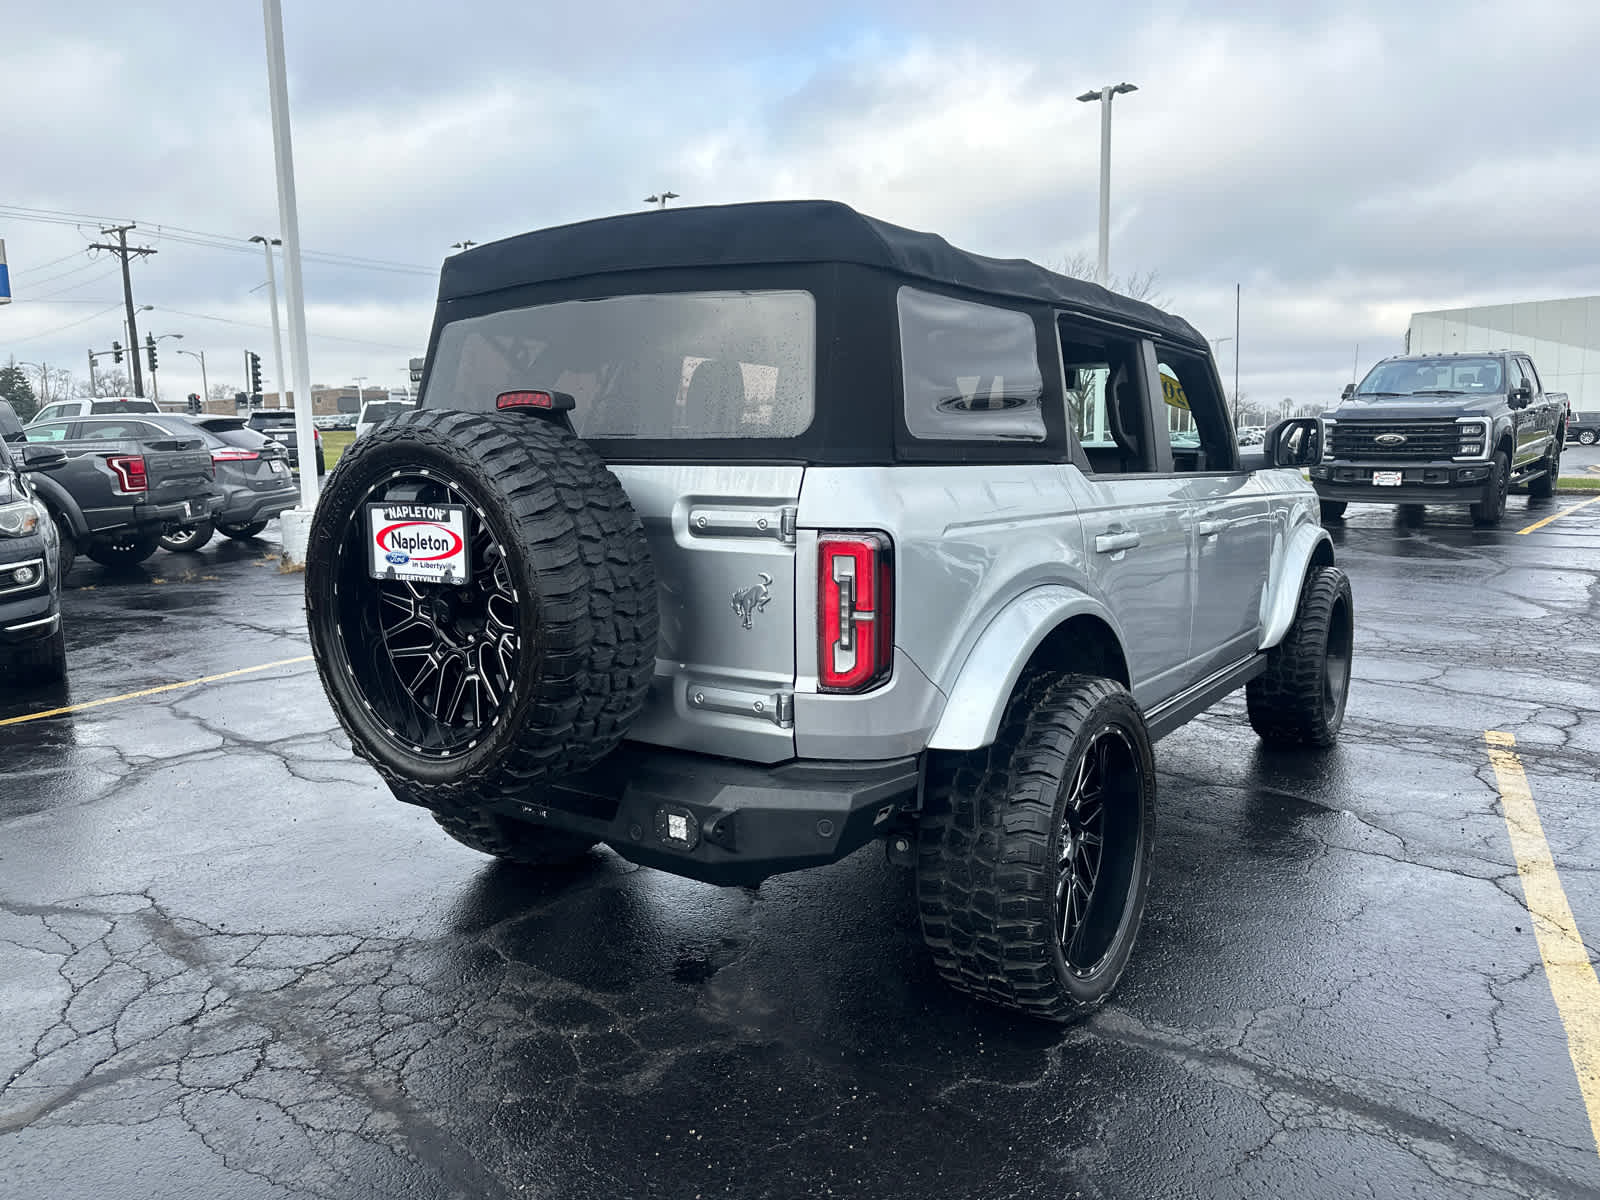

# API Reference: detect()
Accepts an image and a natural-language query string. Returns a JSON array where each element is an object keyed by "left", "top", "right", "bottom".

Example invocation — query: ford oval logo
[
  {"left": 1374, "top": 432, "right": 1408, "bottom": 447},
  {"left": 385, "top": 550, "right": 409, "bottom": 565}
]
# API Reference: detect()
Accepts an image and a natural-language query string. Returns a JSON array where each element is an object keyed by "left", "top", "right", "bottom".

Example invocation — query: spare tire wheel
[{"left": 304, "top": 408, "right": 658, "bottom": 812}]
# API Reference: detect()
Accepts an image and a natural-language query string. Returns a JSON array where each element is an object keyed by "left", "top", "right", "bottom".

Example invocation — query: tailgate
[
  {"left": 143, "top": 444, "right": 215, "bottom": 506},
  {"left": 610, "top": 464, "right": 802, "bottom": 764}
]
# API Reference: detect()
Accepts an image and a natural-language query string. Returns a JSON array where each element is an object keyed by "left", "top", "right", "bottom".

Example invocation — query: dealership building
[{"left": 1406, "top": 295, "right": 1600, "bottom": 413}]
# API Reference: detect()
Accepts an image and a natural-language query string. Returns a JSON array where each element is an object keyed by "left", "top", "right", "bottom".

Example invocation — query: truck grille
[{"left": 1331, "top": 420, "right": 1459, "bottom": 461}]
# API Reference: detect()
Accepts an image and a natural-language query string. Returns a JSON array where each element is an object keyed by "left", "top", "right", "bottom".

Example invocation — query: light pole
[
  {"left": 1075, "top": 83, "right": 1138, "bottom": 287},
  {"left": 177, "top": 348, "right": 209, "bottom": 408},
  {"left": 146, "top": 333, "right": 183, "bottom": 405},
  {"left": 644, "top": 192, "right": 680, "bottom": 210},
  {"left": 249, "top": 235, "right": 289, "bottom": 410},
  {"left": 451, "top": 240, "right": 476, "bottom": 253},
  {"left": 353, "top": 375, "right": 367, "bottom": 414}
]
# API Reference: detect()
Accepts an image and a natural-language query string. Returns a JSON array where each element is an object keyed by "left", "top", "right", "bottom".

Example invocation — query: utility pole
[
  {"left": 88, "top": 225, "right": 156, "bottom": 398},
  {"left": 1234, "top": 282, "right": 1241, "bottom": 425}
]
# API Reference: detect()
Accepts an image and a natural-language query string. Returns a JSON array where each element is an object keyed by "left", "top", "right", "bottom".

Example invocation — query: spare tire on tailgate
[{"left": 305, "top": 408, "right": 658, "bottom": 809}]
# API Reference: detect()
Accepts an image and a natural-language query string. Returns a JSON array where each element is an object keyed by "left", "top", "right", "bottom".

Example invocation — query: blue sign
[{"left": 0, "top": 239, "right": 9, "bottom": 305}]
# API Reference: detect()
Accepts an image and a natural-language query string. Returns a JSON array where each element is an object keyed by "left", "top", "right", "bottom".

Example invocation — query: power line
[
  {"left": 155, "top": 305, "right": 417, "bottom": 351},
  {"left": 6, "top": 303, "right": 127, "bottom": 346},
  {"left": 27, "top": 266, "right": 121, "bottom": 303},
  {"left": 11, "top": 247, "right": 94, "bottom": 276}
]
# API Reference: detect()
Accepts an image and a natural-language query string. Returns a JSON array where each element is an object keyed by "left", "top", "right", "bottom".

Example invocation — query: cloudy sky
[{"left": 3, "top": 0, "right": 1598, "bottom": 411}]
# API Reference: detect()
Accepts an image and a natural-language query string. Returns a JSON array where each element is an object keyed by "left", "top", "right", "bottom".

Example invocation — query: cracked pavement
[{"left": 2, "top": 499, "right": 1599, "bottom": 1199}]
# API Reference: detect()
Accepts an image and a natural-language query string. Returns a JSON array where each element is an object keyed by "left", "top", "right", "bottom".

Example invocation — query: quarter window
[
  {"left": 897, "top": 288, "right": 1046, "bottom": 442},
  {"left": 23, "top": 423, "right": 70, "bottom": 443}
]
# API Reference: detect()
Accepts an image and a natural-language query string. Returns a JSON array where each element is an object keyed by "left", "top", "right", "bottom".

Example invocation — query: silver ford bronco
[{"left": 306, "top": 201, "right": 1352, "bottom": 1021}]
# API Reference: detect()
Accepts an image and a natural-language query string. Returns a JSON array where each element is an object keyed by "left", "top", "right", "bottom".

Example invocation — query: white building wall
[{"left": 1407, "top": 296, "right": 1600, "bottom": 414}]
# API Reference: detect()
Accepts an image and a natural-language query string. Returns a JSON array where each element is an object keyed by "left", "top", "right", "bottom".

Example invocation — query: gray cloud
[{"left": 3, "top": 0, "right": 1597, "bottom": 409}]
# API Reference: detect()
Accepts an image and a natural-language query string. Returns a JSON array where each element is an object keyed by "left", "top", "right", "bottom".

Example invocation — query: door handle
[
  {"left": 1095, "top": 530, "right": 1141, "bottom": 554},
  {"left": 1197, "top": 519, "right": 1227, "bottom": 537}
]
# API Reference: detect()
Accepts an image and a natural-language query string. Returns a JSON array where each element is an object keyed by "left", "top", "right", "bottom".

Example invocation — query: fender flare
[
  {"left": 26, "top": 472, "right": 89, "bottom": 540},
  {"left": 1259, "top": 523, "right": 1335, "bottom": 651},
  {"left": 928, "top": 586, "right": 1126, "bottom": 751}
]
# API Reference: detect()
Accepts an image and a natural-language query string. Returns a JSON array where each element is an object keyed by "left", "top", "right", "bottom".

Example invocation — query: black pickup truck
[
  {"left": 15, "top": 413, "right": 222, "bottom": 569},
  {"left": 1311, "top": 351, "right": 1567, "bottom": 527}
]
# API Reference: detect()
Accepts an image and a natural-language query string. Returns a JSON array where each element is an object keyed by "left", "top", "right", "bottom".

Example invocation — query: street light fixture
[
  {"left": 451, "top": 240, "right": 477, "bottom": 253},
  {"left": 1075, "top": 82, "right": 1138, "bottom": 287},
  {"left": 249, "top": 235, "right": 290, "bottom": 410},
  {"left": 176, "top": 347, "right": 209, "bottom": 407},
  {"left": 644, "top": 192, "right": 680, "bottom": 210}
]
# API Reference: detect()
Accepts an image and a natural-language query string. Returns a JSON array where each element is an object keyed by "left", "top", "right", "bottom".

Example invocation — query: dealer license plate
[
  {"left": 183, "top": 500, "right": 197, "bottom": 518},
  {"left": 269, "top": 459, "right": 286, "bottom": 473},
  {"left": 367, "top": 503, "right": 470, "bottom": 584},
  {"left": 1373, "top": 470, "right": 1404, "bottom": 487}
]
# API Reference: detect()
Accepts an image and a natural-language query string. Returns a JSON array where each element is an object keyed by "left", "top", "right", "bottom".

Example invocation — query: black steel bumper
[
  {"left": 490, "top": 746, "right": 922, "bottom": 886},
  {"left": 1312, "top": 463, "right": 1494, "bottom": 505}
]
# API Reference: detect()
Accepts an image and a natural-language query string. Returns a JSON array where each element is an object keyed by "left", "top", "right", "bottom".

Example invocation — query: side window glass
[
  {"left": 1156, "top": 350, "right": 1235, "bottom": 472},
  {"left": 1060, "top": 321, "right": 1150, "bottom": 474},
  {"left": 25, "top": 423, "right": 70, "bottom": 443},
  {"left": 1520, "top": 358, "right": 1541, "bottom": 393},
  {"left": 81, "top": 422, "right": 146, "bottom": 440},
  {"left": 897, "top": 288, "right": 1046, "bottom": 441}
]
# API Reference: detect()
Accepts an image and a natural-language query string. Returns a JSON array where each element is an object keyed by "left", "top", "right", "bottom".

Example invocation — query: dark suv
[
  {"left": 246, "top": 410, "right": 326, "bottom": 475},
  {"left": 0, "top": 430, "right": 68, "bottom": 683},
  {"left": 1312, "top": 351, "right": 1566, "bottom": 527}
]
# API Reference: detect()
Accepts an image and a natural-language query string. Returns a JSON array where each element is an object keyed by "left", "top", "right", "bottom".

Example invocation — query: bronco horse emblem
[{"left": 730, "top": 573, "right": 774, "bottom": 630}]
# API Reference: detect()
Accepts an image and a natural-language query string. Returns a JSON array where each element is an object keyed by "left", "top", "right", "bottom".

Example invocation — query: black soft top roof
[{"left": 438, "top": 200, "right": 1205, "bottom": 347}]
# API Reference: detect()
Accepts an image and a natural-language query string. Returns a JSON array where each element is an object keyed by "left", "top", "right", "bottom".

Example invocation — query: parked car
[
  {"left": 31, "top": 396, "right": 161, "bottom": 424},
  {"left": 20, "top": 414, "right": 221, "bottom": 569},
  {"left": 1568, "top": 410, "right": 1600, "bottom": 446},
  {"left": 355, "top": 398, "right": 414, "bottom": 439},
  {"left": 138, "top": 415, "right": 301, "bottom": 551},
  {"left": 244, "top": 410, "right": 326, "bottom": 475},
  {"left": 1313, "top": 351, "right": 1567, "bottom": 526},
  {"left": 303, "top": 200, "right": 1348, "bottom": 1023},
  {"left": 0, "top": 427, "right": 68, "bottom": 683}
]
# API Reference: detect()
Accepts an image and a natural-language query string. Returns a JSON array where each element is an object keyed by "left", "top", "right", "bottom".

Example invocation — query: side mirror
[
  {"left": 1341, "top": 382, "right": 1355, "bottom": 400},
  {"left": 1264, "top": 418, "right": 1324, "bottom": 468},
  {"left": 1510, "top": 385, "right": 1531, "bottom": 407},
  {"left": 20, "top": 444, "right": 69, "bottom": 472}
]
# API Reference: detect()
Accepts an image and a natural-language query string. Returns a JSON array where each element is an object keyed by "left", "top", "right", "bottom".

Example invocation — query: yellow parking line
[
  {"left": 0, "top": 655, "right": 313, "bottom": 728},
  {"left": 1484, "top": 731, "right": 1600, "bottom": 1155},
  {"left": 1518, "top": 495, "right": 1600, "bottom": 535}
]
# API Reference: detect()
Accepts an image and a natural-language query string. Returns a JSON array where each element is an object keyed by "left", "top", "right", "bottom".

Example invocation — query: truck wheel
[
  {"left": 432, "top": 804, "right": 597, "bottom": 867},
  {"left": 1580, "top": 430, "right": 1597, "bottom": 446},
  {"left": 159, "top": 519, "right": 215, "bottom": 553},
  {"left": 1247, "top": 565, "right": 1353, "bottom": 748},
  {"left": 1318, "top": 500, "right": 1347, "bottom": 522},
  {"left": 86, "top": 532, "right": 161, "bottom": 567},
  {"left": 217, "top": 521, "right": 268, "bottom": 540},
  {"left": 0, "top": 623, "right": 67, "bottom": 685},
  {"left": 916, "top": 673, "right": 1156, "bottom": 1023},
  {"left": 1470, "top": 451, "right": 1510, "bottom": 527},
  {"left": 304, "top": 408, "right": 658, "bottom": 813},
  {"left": 1529, "top": 440, "right": 1561, "bottom": 500}
]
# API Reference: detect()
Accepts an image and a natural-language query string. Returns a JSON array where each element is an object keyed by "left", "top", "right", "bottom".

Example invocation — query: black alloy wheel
[
  {"left": 335, "top": 470, "right": 519, "bottom": 759},
  {"left": 217, "top": 521, "right": 268, "bottom": 540},
  {"left": 1055, "top": 723, "right": 1145, "bottom": 978},
  {"left": 1530, "top": 439, "right": 1561, "bottom": 500},
  {"left": 85, "top": 531, "right": 160, "bottom": 568},
  {"left": 1471, "top": 450, "right": 1510, "bottom": 527}
]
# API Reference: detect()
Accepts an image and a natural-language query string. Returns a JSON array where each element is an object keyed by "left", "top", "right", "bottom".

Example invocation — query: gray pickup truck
[
  {"left": 19, "top": 414, "right": 221, "bottom": 569},
  {"left": 304, "top": 201, "right": 1351, "bottom": 1022},
  {"left": 1313, "top": 351, "right": 1567, "bottom": 526}
]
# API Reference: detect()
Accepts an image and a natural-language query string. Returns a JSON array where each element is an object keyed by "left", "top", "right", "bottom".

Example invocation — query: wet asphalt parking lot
[{"left": 3, "top": 489, "right": 1600, "bottom": 1200}]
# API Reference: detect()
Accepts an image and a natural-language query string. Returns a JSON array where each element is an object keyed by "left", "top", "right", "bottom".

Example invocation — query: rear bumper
[
  {"left": 1312, "top": 463, "right": 1493, "bottom": 506},
  {"left": 477, "top": 745, "right": 922, "bottom": 886},
  {"left": 217, "top": 487, "right": 299, "bottom": 526}
]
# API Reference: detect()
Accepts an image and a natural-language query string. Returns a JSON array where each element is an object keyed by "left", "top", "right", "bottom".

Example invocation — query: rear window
[
  {"left": 89, "top": 399, "right": 158, "bottom": 413},
  {"left": 210, "top": 426, "right": 272, "bottom": 451},
  {"left": 361, "top": 402, "right": 410, "bottom": 423},
  {"left": 423, "top": 290, "right": 816, "bottom": 439}
]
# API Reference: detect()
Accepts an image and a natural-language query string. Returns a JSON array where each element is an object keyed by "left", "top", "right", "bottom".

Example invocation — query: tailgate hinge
[{"left": 779, "top": 506, "right": 798, "bottom": 546}]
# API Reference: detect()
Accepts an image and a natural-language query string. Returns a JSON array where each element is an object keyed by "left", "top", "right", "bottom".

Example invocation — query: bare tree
[
  {"left": 209, "top": 382, "right": 240, "bottom": 405},
  {"left": 75, "top": 369, "right": 134, "bottom": 398},
  {"left": 1054, "top": 252, "right": 1169, "bottom": 307}
]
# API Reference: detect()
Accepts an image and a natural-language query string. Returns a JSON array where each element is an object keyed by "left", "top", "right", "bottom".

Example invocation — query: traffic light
[
  {"left": 112, "top": 340, "right": 123, "bottom": 364},
  {"left": 248, "top": 352, "right": 262, "bottom": 396},
  {"left": 146, "top": 334, "right": 158, "bottom": 372},
  {"left": 187, "top": 393, "right": 201, "bottom": 415}
]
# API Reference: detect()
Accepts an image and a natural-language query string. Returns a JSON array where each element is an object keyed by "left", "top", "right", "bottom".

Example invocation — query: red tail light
[
  {"left": 212, "top": 448, "right": 260, "bottom": 462},
  {"left": 107, "top": 454, "right": 147, "bottom": 493},
  {"left": 497, "top": 389, "right": 576, "bottom": 412},
  {"left": 818, "top": 532, "right": 893, "bottom": 693}
]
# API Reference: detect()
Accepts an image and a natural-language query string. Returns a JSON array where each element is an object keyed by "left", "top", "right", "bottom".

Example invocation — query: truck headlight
[
  {"left": 0, "top": 500, "right": 41, "bottom": 538},
  {"left": 1457, "top": 421, "right": 1488, "bottom": 459}
]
